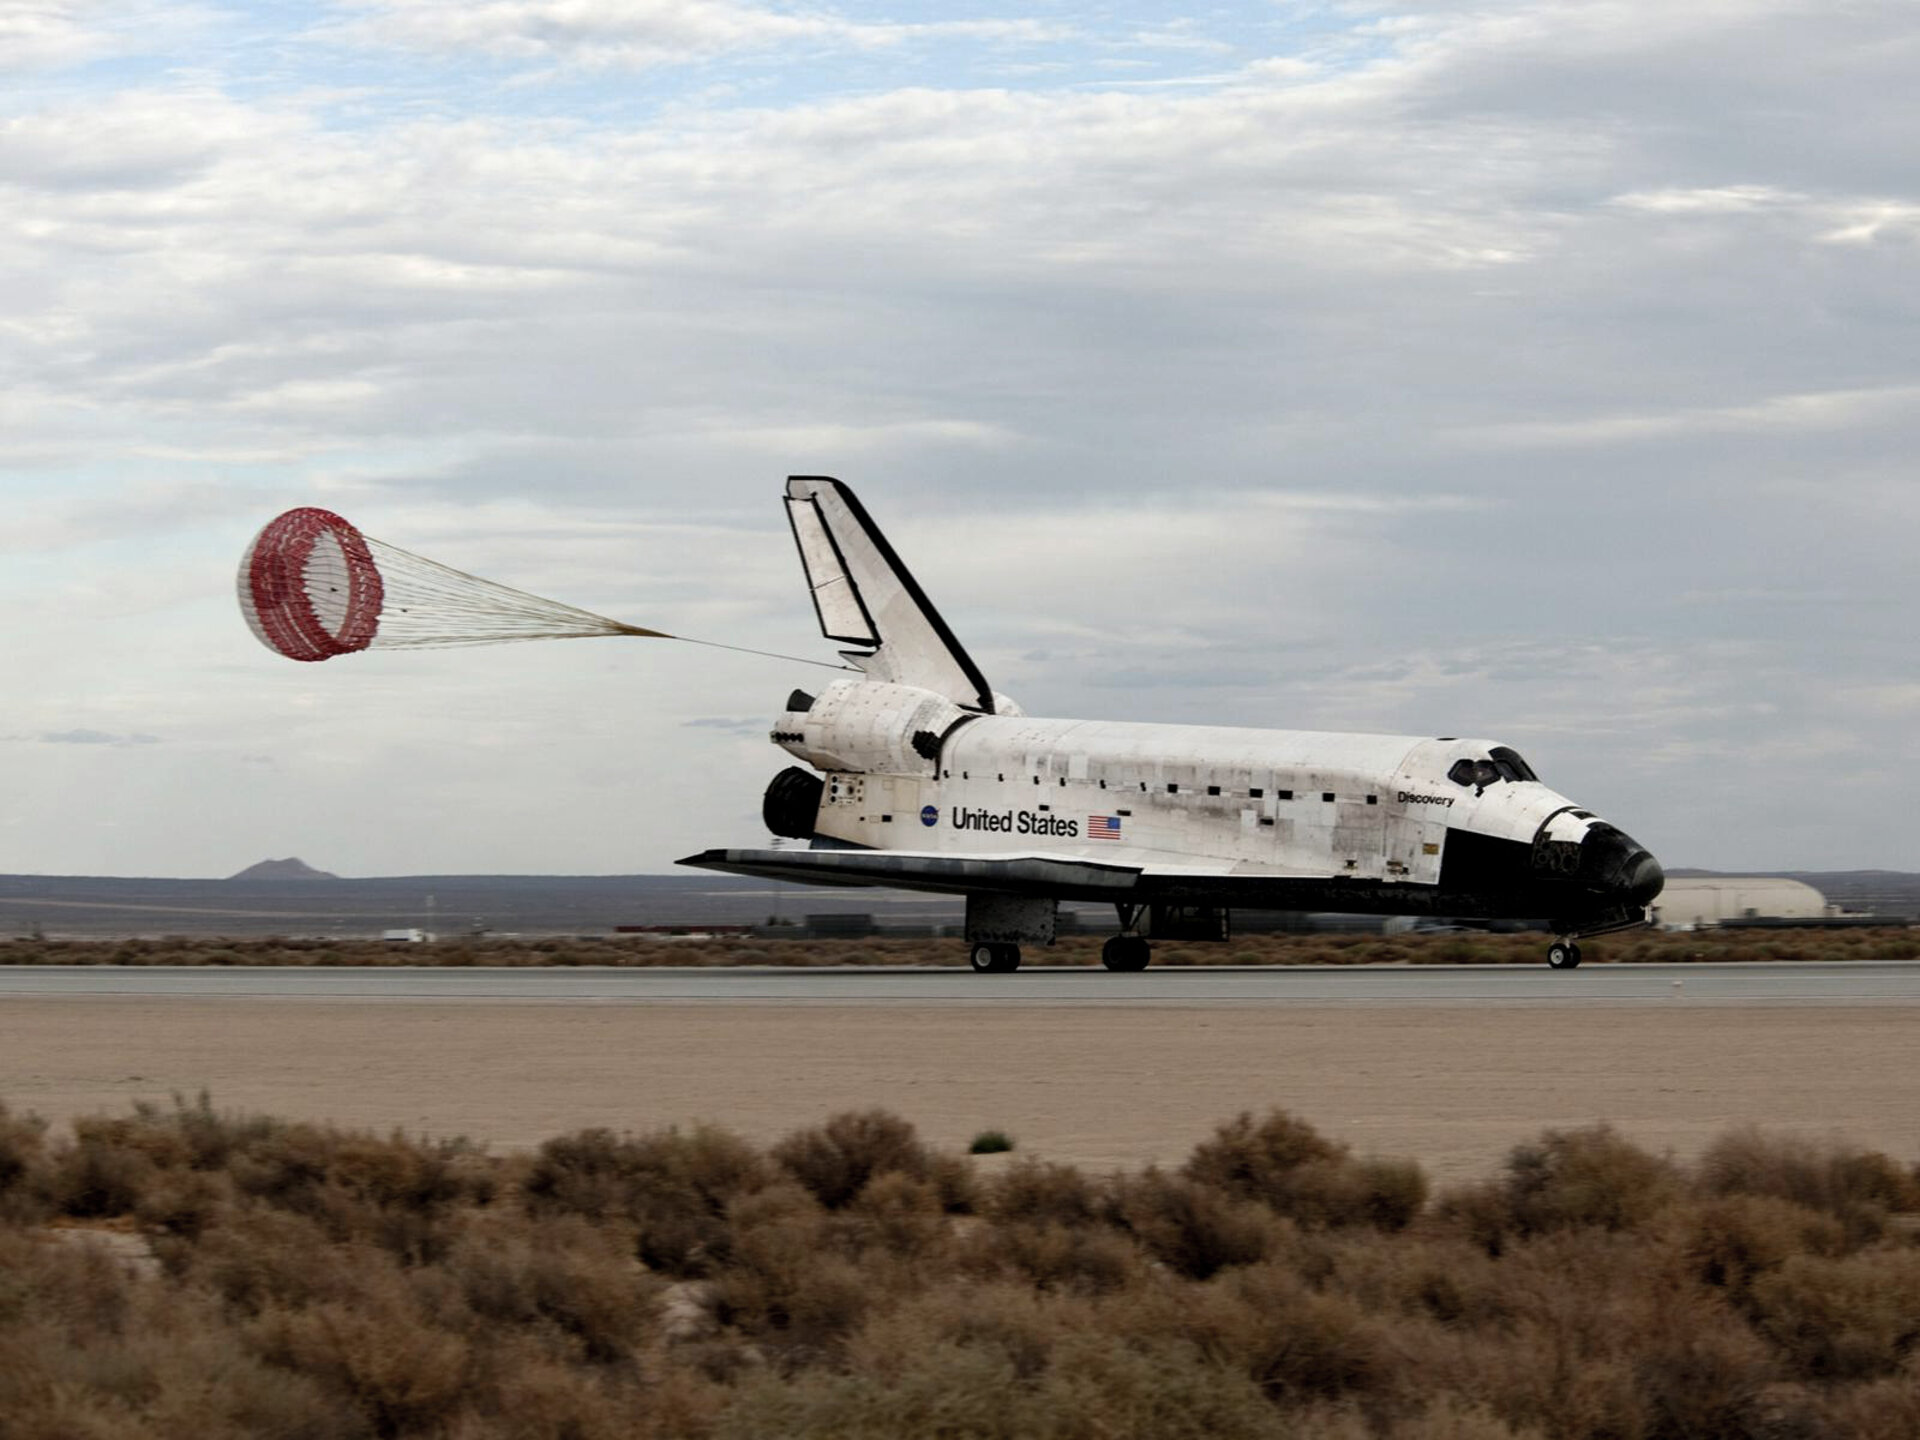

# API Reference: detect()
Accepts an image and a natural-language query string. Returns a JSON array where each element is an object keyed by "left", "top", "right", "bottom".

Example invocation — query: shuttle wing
[
  {"left": 679, "top": 846, "right": 1142, "bottom": 898},
  {"left": 678, "top": 846, "right": 1342, "bottom": 906},
  {"left": 784, "top": 476, "right": 996, "bottom": 713}
]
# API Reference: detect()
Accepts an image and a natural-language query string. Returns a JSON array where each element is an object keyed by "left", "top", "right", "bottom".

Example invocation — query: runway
[
  {"left": 4, "top": 960, "right": 1920, "bottom": 1005},
  {"left": 5, "top": 962, "right": 1916, "bottom": 1185}
]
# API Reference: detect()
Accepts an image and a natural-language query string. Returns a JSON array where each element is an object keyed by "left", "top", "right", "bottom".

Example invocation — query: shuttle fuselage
[{"left": 683, "top": 478, "right": 1663, "bottom": 972}]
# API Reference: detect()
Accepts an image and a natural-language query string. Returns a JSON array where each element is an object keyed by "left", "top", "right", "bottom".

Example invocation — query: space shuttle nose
[
  {"left": 1582, "top": 825, "right": 1663, "bottom": 907},
  {"left": 1626, "top": 851, "right": 1665, "bottom": 907}
]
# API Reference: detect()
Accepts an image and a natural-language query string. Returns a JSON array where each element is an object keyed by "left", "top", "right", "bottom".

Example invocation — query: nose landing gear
[{"left": 1546, "top": 940, "right": 1583, "bottom": 970}]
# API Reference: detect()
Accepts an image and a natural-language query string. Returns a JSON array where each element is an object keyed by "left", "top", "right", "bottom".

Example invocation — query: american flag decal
[{"left": 1088, "top": 815, "right": 1123, "bottom": 840}]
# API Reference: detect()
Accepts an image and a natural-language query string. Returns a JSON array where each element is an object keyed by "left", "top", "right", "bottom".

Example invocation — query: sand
[{"left": 4, "top": 998, "right": 1917, "bottom": 1183}]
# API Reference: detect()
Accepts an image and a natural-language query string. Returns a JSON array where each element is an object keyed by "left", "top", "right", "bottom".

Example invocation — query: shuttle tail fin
[{"left": 784, "top": 476, "right": 995, "bottom": 713}]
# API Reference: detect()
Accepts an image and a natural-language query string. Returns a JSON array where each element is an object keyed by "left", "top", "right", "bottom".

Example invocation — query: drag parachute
[{"left": 238, "top": 507, "right": 667, "bottom": 662}]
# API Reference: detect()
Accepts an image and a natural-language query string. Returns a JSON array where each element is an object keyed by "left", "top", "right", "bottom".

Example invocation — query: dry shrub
[
  {"left": 1746, "top": 1249, "right": 1920, "bottom": 1380},
  {"left": 457, "top": 1347, "right": 722, "bottom": 1440},
  {"left": 1803, "top": 1372, "right": 1920, "bottom": 1440},
  {"left": 225, "top": 1121, "right": 489, "bottom": 1219},
  {"left": 1106, "top": 1168, "right": 1290, "bottom": 1280},
  {"left": 714, "top": 1342, "right": 1024, "bottom": 1439},
  {"left": 134, "top": 1165, "right": 236, "bottom": 1243},
  {"left": 1695, "top": 1127, "right": 1920, "bottom": 1244},
  {"left": 843, "top": 1170, "right": 949, "bottom": 1259},
  {"left": 715, "top": 1332, "right": 1299, "bottom": 1440},
  {"left": 707, "top": 1249, "right": 872, "bottom": 1360},
  {"left": 462, "top": 1353, "right": 636, "bottom": 1440},
  {"left": 1434, "top": 1180, "right": 1518, "bottom": 1257},
  {"left": 1684, "top": 1193, "right": 1845, "bottom": 1301},
  {"left": 38, "top": 1121, "right": 160, "bottom": 1220},
  {"left": 10, "top": 1096, "right": 1920, "bottom": 1440},
  {"left": 0, "top": 1228, "right": 356, "bottom": 1440},
  {"left": 1123, "top": 1260, "right": 1391, "bottom": 1407},
  {"left": 985, "top": 1156, "right": 1104, "bottom": 1228},
  {"left": 1183, "top": 1110, "right": 1428, "bottom": 1231},
  {"left": 771, "top": 1110, "right": 958, "bottom": 1212},
  {"left": 179, "top": 1206, "right": 382, "bottom": 1312},
  {"left": 1413, "top": 1232, "right": 1782, "bottom": 1440},
  {"left": 1382, "top": 1400, "right": 1546, "bottom": 1440},
  {"left": 1629, "top": 1302, "right": 1779, "bottom": 1439},
  {"left": 524, "top": 1123, "right": 771, "bottom": 1277},
  {"left": 444, "top": 1213, "right": 659, "bottom": 1365},
  {"left": 1502, "top": 1125, "right": 1677, "bottom": 1235},
  {"left": 1185, "top": 1109, "right": 1344, "bottom": 1190},
  {"left": 1317, "top": 1232, "right": 1506, "bottom": 1328},
  {"left": 705, "top": 1181, "right": 872, "bottom": 1356},
  {"left": 793, "top": 1289, "right": 1307, "bottom": 1437},
  {"left": 960, "top": 1218, "right": 1143, "bottom": 1295},
  {"left": 0, "top": 1101, "right": 49, "bottom": 1218},
  {"left": 250, "top": 1271, "right": 473, "bottom": 1435},
  {"left": 1033, "top": 1330, "right": 1306, "bottom": 1439},
  {"left": 0, "top": 1225, "right": 135, "bottom": 1345},
  {"left": 1441, "top": 1125, "right": 1677, "bottom": 1251},
  {"left": 848, "top": 1282, "right": 1091, "bottom": 1383}
]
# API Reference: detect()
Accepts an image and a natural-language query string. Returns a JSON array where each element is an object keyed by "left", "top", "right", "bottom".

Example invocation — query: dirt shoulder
[{"left": 3, "top": 999, "right": 1915, "bottom": 1182}]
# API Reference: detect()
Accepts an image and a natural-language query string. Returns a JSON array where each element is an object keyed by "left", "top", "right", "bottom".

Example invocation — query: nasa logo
[{"left": 920, "top": 804, "right": 939, "bottom": 827}]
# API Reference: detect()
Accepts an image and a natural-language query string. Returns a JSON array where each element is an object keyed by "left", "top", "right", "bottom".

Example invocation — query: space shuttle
[{"left": 681, "top": 477, "right": 1664, "bottom": 971}]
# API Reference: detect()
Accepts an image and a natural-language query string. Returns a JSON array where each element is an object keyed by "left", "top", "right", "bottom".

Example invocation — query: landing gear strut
[
  {"left": 1102, "top": 903, "right": 1152, "bottom": 972},
  {"left": 1546, "top": 940, "right": 1583, "bottom": 970},
  {"left": 969, "top": 943, "right": 1020, "bottom": 974}
]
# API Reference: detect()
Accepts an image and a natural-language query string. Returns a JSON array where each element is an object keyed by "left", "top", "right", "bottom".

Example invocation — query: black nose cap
[
  {"left": 1626, "top": 851, "right": 1665, "bottom": 907},
  {"left": 1581, "top": 825, "right": 1664, "bottom": 907}
]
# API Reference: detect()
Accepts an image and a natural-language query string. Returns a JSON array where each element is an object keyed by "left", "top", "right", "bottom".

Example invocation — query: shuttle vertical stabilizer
[{"left": 785, "top": 476, "right": 996, "bottom": 713}]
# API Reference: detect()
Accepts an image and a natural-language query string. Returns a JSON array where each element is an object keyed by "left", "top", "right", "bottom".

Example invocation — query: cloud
[
  {"left": 34, "top": 729, "right": 161, "bottom": 746},
  {"left": 326, "top": 0, "right": 1070, "bottom": 70},
  {"left": 4, "top": 1, "right": 1920, "bottom": 876},
  {"left": 0, "top": 0, "right": 208, "bottom": 73},
  {"left": 1449, "top": 384, "right": 1920, "bottom": 450}
]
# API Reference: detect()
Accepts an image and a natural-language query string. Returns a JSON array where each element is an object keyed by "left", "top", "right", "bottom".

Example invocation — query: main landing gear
[
  {"left": 969, "top": 943, "right": 1020, "bottom": 973},
  {"left": 1546, "top": 940, "right": 1583, "bottom": 970},
  {"left": 1101, "top": 902, "right": 1152, "bottom": 972}
]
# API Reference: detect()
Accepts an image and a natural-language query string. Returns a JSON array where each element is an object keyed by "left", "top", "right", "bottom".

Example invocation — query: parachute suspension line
[
  {"left": 237, "top": 506, "right": 855, "bottom": 671},
  {"left": 671, "top": 637, "right": 860, "bottom": 672},
  {"left": 354, "top": 535, "right": 669, "bottom": 650}
]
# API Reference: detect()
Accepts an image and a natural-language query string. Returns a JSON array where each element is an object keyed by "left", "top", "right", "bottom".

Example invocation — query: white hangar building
[{"left": 1652, "top": 877, "right": 1829, "bottom": 930}]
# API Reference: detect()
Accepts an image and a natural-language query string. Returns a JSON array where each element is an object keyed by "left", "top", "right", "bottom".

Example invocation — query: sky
[{"left": 3, "top": 0, "right": 1918, "bottom": 879}]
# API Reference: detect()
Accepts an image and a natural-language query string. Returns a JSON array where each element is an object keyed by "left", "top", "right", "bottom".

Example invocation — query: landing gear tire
[
  {"left": 1546, "top": 941, "right": 1582, "bottom": 970},
  {"left": 1102, "top": 935, "right": 1151, "bottom": 973},
  {"left": 970, "top": 943, "right": 1020, "bottom": 974}
]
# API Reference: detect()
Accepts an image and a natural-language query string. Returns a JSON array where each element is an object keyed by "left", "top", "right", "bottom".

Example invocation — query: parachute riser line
[{"left": 238, "top": 506, "right": 856, "bottom": 672}]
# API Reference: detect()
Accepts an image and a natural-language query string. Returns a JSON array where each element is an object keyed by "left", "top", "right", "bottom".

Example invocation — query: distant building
[{"left": 1653, "top": 878, "right": 1828, "bottom": 930}]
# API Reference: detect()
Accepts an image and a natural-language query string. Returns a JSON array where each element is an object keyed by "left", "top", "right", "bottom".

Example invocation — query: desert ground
[{"left": 3, "top": 997, "right": 1915, "bottom": 1180}]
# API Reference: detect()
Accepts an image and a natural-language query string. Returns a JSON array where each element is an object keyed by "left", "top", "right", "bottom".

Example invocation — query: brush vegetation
[
  {"left": 3, "top": 1095, "right": 1918, "bottom": 1438},
  {"left": 6, "top": 926, "right": 1920, "bottom": 967}
]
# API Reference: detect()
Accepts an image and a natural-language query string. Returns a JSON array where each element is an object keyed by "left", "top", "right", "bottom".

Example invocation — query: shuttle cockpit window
[
  {"left": 1448, "top": 747, "right": 1541, "bottom": 793},
  {"left": 1489, "top": 746, "right": 1538, "bottom": 783}
]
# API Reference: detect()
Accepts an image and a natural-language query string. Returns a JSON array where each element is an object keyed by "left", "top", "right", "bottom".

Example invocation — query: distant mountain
[{"left": 226, "top": 858, "right": 339, "bottom": 881}]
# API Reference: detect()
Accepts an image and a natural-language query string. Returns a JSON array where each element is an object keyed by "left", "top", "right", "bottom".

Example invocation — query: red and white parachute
[{"left": 237, "top": 508, "right": 667, "bottom": 662}]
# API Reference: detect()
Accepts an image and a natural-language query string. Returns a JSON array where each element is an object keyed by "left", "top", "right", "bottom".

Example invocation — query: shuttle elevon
[{"left": 681, "top": 477, "right": 1663, "bottom": 972}]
